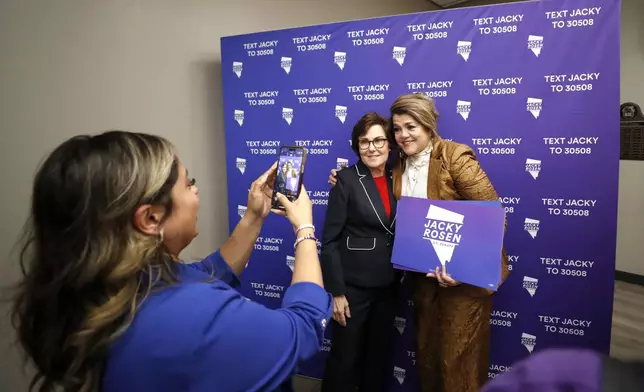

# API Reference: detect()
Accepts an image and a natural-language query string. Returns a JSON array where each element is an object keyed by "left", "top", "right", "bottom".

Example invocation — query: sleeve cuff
[
  {"left": 282, "top": 282, "right": 333, "bottom": 317},
  {"left": 203, "top": 251, "right": 242, "bottom": 288},
  {"left": 326, "top": 284, "right": 345, "bottom": 298}
]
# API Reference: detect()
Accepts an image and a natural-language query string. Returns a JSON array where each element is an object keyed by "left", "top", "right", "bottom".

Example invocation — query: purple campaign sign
[
  {"left": 391, "top": 197, "right": 506, "bottom": 290},
  {"left": 392, "top": 263, "right": 425, "bottom": 273},
  {"left": 221, "top": 0, "right": 619, "bottom": 388}
]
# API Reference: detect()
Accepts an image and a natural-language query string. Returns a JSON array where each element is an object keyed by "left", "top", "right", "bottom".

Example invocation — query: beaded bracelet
[
  {"left": 294, "top": 234, "right": 317, "bottom": 249},
  {"left": 296, "top": 224, "right": 315, "bottom": 234}
]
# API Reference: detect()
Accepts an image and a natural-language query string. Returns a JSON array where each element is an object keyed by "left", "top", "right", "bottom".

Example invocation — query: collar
[{"left": 407, "top": 143, "right": 433, "bottom": 168}]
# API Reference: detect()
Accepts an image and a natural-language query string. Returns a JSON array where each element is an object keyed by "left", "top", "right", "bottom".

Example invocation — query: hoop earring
[{"left": 158, "top": 229, "right": 165, "bottom": 245}]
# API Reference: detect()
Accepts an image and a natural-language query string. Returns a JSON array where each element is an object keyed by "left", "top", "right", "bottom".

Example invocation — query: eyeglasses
[{"left": 358, "top": 137, "right": 387, "bottom": 150}]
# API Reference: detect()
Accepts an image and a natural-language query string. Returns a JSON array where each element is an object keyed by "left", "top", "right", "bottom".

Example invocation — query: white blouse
[{"left": 401, "top": 144, "right": 433, "bottom": 198}]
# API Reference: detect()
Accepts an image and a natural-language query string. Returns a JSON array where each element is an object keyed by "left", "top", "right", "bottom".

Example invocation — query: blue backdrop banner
[{"left": 221, "top": 0, "right": 620, "bottom": 389}]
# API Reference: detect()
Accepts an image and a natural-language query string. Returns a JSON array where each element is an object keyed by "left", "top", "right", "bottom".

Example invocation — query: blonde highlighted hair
[
  {"left": 389, "top": 93, "right": 440, "bottom": 143},
  {"left": 11, "top": 131, "right": 180, "bottom": 392}
]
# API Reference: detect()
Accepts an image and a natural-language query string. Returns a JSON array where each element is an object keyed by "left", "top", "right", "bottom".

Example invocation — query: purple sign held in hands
[{"left": 392, "top": 197, "right": 506, "bottom": 290}]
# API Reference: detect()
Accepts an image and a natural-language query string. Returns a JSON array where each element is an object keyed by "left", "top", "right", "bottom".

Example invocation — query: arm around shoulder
[{"left": 188, "top": 281, "right": 332, "bottom": 391}]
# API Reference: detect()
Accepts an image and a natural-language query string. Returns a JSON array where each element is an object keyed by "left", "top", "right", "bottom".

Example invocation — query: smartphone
[{"left": 271, "top": 146, "right": 308, "bottom": 210}]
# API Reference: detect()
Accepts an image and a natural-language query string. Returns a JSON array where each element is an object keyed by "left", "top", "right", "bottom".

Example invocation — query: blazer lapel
[
  {"left": 393, "top": 156, "right": 403, "bottom": 201},
  {"left": 427, "top": 158, "right": 442, "bottom": 200},
  {"left": 427, "top": 139, "right": 443, "bottom": 200},
  {"left": 386, "top": 166, "right": 397, "bottom": 228},
  {"left": 356, "top": 162, "right": 394, "bottom": 235}
]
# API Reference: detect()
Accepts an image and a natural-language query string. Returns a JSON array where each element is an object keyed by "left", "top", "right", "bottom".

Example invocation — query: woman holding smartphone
[
  {"left": 321, "top": 112, "right": 398, "bottom": 392},
  {"left": 329, "top": 95, "right": 509, "bottom": 392},
  {"left": 10, "top": 130, "right": 332, "bottom": 392}
]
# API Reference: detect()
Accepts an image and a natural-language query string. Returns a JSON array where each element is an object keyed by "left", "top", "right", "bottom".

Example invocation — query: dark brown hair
[{"left": 350, "top": 112, "right": 394, "bottom": 156}]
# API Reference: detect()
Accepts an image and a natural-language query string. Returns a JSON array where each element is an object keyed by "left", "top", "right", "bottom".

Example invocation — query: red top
[{"left": 373, "top": 176, "right": 391, "bottom": 218}]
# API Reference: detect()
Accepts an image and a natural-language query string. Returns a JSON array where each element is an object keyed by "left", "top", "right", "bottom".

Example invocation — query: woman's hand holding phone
[
  {"left": 272, "top": 185, "right": 313, "bottom": 230},
  {"left": 269, "top": 153, "right": 318, "bottom": 287},
  {"left": 247, "top": 162, "right": 322, "bottom": 289},
  {"left": 252, "top": 159, "right": 310, "bottom": 229},
  {"left": 281, "top": 185, "right": 323, "bottom": 288},
  {"left": 246, "top": 162, "right": 279, "bottom": 221}
]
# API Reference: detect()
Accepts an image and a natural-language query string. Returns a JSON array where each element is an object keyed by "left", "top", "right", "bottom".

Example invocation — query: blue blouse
[{"left": 102, "top": 251, "right": 333, "bottom": 392}]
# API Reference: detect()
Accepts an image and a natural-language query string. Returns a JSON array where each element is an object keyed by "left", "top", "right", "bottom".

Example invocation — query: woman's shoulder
[
  {"left": 111, "top": 282, "right": 236, "bottom": 340},
  {"left": 113, "top": 282, "right": 244, "bottom": 351},
  {"left": 139, "top": 281, "right": 236, "bottom": 323},
  {"left": 104, "top": 282, "right": 248, "bottom": 389},
  {"left": 434, "top": 139, "right": 477, "bottom": 164},
  {"left": 436, "top": 139, "right": 473, "bottom": 156},
  {"left": 156, "top": 277, "right": 237, "bottom": 300}
]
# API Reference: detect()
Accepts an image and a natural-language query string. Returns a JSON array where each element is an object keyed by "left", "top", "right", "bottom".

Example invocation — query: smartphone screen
[{"left": 272, "top": 146, "right": 307, "bottom": 209}]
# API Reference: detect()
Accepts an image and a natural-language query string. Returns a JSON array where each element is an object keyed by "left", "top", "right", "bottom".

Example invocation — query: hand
[
  {"left": 246, "top": 162, "right": 278, "bottom": 220},
  {"left": 328, "top": 169, "right": 338, "bottom": 186},
  {"left": 332, "top": 295, "right": 351, "bottom": 327},
  {"left": 272, "top": 184, "right": 313, "bottom": 229},
  {"left": 426, "top": 265, "right": 461, "bottom": 287}
]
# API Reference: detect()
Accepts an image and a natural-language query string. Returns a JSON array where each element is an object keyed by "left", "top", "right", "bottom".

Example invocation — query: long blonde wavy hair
[{"left": 10, "top": 131, "right": 180, "bottom": 392}]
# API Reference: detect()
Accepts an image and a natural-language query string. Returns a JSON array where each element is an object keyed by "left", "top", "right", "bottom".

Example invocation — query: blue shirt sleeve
[
  {"left": 185, "top": 251, "right": 241, "bottom": 288},
  {"left": 188, "top": 280, "right": 333, "bottom": 392}
]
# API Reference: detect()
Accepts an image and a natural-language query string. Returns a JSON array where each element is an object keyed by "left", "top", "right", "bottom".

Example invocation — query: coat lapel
[
  {"left": 356, "top": 162, "right": 394, "bottom": 235},
  {"left": 426, "top": 158, "right": 442, "bottom": 200},
  {"left": 393, "top": 155, "right": 404, "bottom": 201},
  {"left": 426, "top": 138, "right": 443, "bottom": 200},
  {"left": 386, "top": 166, "right": 397, "bottom": 228}
]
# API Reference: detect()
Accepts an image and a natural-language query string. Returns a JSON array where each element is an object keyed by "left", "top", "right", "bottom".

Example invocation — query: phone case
[{"left": 272, "top": 146, "right": 308, "bottom": 210}]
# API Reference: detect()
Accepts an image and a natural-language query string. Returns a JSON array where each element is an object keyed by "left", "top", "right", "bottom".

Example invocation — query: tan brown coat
[{"left": 393, "top": 137, "right": 510, "bottom": 392}]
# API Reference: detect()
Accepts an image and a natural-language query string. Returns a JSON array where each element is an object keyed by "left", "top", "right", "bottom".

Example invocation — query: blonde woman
[
  {"left": 10, "top": 131, "right": 331, "bottom": 392},
  {"left": 329, "top": 94, "right": 510, "bottom": 392}
]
